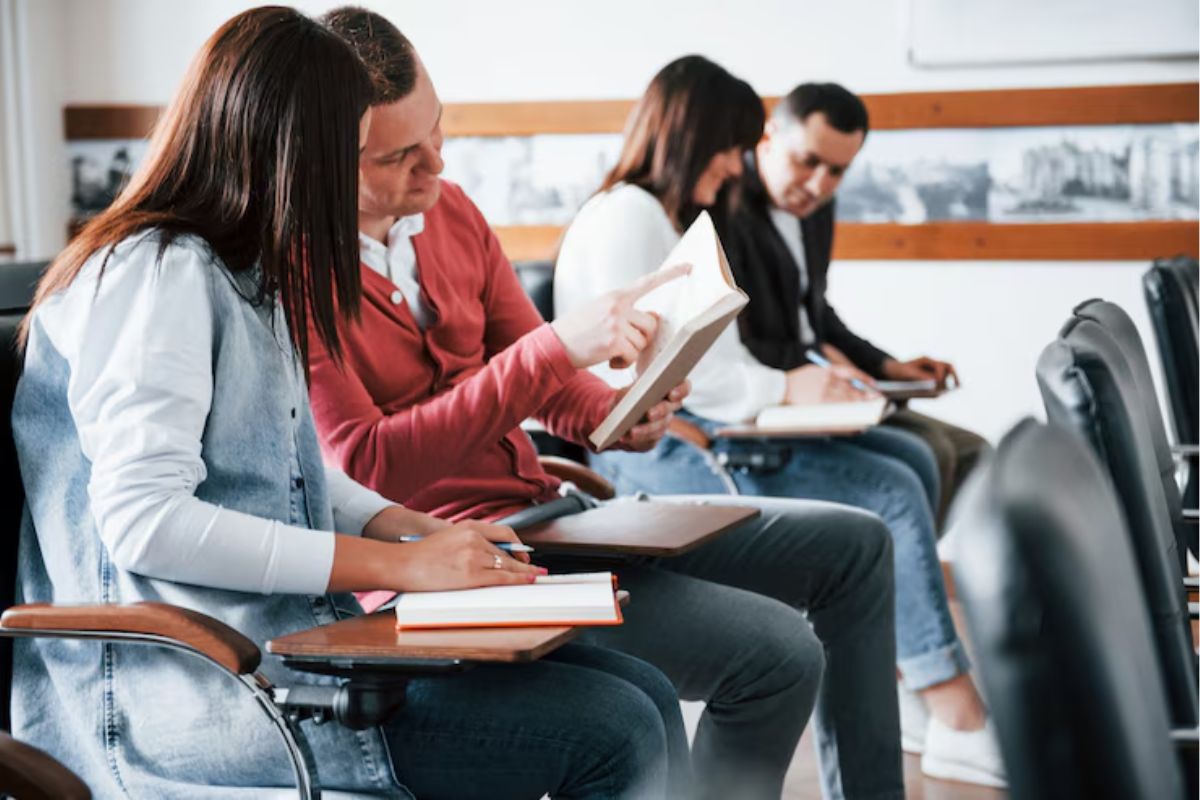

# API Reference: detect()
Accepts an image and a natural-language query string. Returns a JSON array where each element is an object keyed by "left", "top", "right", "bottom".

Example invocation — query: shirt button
[
  {"left": 290, "top": 407, "right": 296, "bottom": 419},
  {"left": 390, "top": 290, "right": 403, "bottom": 305},
  {"left": 294, "top": 477, "right": 305, "bottom": 489}
]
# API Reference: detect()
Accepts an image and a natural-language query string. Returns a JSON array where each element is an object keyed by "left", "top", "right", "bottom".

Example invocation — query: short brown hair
[{"left": 321, "top": 6, "right": 417, "bottom": 104}]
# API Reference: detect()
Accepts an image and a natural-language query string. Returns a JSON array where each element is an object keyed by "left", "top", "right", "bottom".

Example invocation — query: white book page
[{"left": 633, "top": 212, "right": 735, "bottom": 372}]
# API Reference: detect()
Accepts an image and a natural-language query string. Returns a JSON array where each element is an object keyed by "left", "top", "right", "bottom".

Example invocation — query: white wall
[{"left": 17, "top": 0, "right": 1200, "bottom": 441}]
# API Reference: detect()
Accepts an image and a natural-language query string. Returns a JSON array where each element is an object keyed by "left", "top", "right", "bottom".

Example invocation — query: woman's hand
[
  {"left": 389, "top": 521, "right": 542, "bottom": 591},
  {"left": 329, "top": 519, "right": 542, "bottom": 593},
  {"left": 783, "top": 364, "right": 873, "bottom": 404}
]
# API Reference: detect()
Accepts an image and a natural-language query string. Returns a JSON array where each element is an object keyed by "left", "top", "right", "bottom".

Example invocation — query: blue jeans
[
  {"left": 385, "top": 642, "right": 690, "bottom": 799},
  {"left": 592, "top": 423, "right": 968, "bottom": 692}
]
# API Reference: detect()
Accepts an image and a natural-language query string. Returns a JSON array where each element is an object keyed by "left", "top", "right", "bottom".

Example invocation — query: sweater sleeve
[{"left": 309, "top": 316, "right": 579, "bottom": 505}]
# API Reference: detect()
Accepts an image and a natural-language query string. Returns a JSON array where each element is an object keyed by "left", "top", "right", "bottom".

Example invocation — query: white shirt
[
  {"left": 33, "top": 235, "right": 394, "bottom": 595},
  {"left": 554, "top": 183, "right": 787, "bottom": 424},
  {"left": 359, "top": 214, "right": 432, "bottom": 328},
  {"left": 768, "top": 206, "right": 817, "bottom": 347}
]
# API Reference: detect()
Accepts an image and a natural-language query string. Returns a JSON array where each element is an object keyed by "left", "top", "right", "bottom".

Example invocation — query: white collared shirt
[
  {"left": 768, "top": 206, "right": 817, "bottom": 347},
  {"left": 359, "top": 214, "right": 432, "bottom": 328}
]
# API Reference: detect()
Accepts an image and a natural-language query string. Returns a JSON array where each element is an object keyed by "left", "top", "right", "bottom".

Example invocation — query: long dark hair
[
  {"left": 23, "top": 6, "right": 373, "bottom": 368},
  {"left": 599, "top": 55, "right": 764, "bottom": 229}
]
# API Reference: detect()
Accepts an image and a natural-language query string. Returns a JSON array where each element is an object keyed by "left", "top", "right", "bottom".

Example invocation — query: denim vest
[{"left": 12, "top": 235, "right": 410, "bottom": 798}]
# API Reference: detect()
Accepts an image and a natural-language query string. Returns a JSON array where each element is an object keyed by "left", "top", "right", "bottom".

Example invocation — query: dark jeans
[
  {"left": 385, "top": 642, "right": 691, "bottom": 799},
  {"left": 573, "top": 496, "right": 903, "bottom": 800}
]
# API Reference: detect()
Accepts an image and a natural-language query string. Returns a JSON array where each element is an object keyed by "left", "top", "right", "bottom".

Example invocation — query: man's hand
[
  {"left": 550, "top": 262, "right": 691, "bottom": 369},
  {"left": 610, "top": 380, "right": 690, "bottom": 451},
  {"left": 784, "top": 365, "right": 873, "bottom": 405},
  {"left": 882, "top": 356, "right": 959, "bottom": 388}
]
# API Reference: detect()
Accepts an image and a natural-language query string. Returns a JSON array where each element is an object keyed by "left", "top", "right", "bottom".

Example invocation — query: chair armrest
[
  {"left": 538, "top": 456, "right": 616, "bottom": 500},
  {"left": 1173, "top": 444, "right": 1200, "bottom": 457},
  {"left": 1183, "top": 508, "right": 1198, "bottom": 522},
  {"left": 1189, "top": 602, "right": 1199, "bottom": 620},
  {"left": 0, "top": 732, "right": 91, "bottom": 800},
  {"left": 1184, "top": 576, "right": 1199, "bottom": 589},
  {"left": 0, "top": 602, "right": 261, "bottom": 675},
  {"left": 668, "top": 418, "right": 711, "bottom": 450}
]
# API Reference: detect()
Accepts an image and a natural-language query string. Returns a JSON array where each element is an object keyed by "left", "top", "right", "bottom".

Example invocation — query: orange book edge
[{"left": 393, "top": 584, "right": 624, "bottom": 632}]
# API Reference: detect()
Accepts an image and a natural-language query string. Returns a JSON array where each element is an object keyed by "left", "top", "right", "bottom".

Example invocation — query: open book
[
  {"left": 589, "top": 212, "right": 748, "bottom": 450},
  {"left": 393, "top": 572, "right": 623, "bottom": 630},
  {"left": 717, "top": 397, "right": 892, "bottom": 438}
]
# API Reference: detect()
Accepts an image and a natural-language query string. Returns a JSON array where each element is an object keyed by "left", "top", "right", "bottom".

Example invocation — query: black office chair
[
  {"left": 1070, "top": 299, "right": 1197, "bottom": 559},
  {"left": 1035, "top": 315, "right": 1198, "bottom": 737},
  {"left": 952, "top": 419, "right": 1188, "bottom": 800},
  {"left": 1144, "top": 257, "right": 1199, "bottom": 510},
  {"left": 0, "top": 262, "right": 463, "bottom": 799}
]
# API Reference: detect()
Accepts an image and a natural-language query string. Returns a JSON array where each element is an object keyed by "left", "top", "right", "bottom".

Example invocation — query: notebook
[
  {"left": 875, "top": 377, "right": 957, "bottom": 400},
  {"left": 588, "top": 211, "right": 748, "bottom": 450},
  {"left": 717, "top": 397, "right": 892, "bottom": 438},
  {"left": 393, "top": 572, "right": 623, "bottom": 630}
]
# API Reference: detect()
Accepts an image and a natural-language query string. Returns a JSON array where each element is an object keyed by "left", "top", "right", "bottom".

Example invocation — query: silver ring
[{"left": 491, "top": 554, "right": 503, "bottom": 570}]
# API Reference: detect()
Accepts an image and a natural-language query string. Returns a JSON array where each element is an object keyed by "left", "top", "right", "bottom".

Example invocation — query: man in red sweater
[{"left": 310, "top": 8, "right": 904, "bottom": 800}]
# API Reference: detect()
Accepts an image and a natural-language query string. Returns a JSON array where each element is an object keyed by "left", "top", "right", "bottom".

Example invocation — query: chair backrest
[
  {"left": 1071, "top": 298, "right": 1194, "bottom": 558},
  {"left": 513, "top": 260, "right": 555, "bottom": 322},
  {"left": 1143, "top": 257, "right": 1199, "bottom": 449},
  {"left": 952, "top": 419, "right": 1183, "bottom": 800},
  {"left": 1035, "top": 318, "right": 1198, "bottom": 729},
  {"left": 1, "top": 260, "right": 45, "bottom": 732}
]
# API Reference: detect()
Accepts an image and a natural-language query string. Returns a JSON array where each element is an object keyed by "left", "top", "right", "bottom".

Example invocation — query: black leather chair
[
  {"left": 1035, "top": 314, "right": 1198, "bottom": 737},
  {"left": 1069, "top": 299, "right": 1196, "bottom": 559},
  {"left": 1144, "top": 257, "right": 1199, "bottom": 509},
  {"left": 952, "top": 419, "right": 1187, "bottom": 800}
]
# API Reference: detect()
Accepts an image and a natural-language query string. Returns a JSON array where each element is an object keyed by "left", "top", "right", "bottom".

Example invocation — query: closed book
[
  {"left": 716, "top": 398, "right": 891, "bottom": 438},
  {"left": 589, "top": 212, "right": 748, "bottom": 450},
  {"left": 393, "top": 572, "right": 623, "bottom": 630}
]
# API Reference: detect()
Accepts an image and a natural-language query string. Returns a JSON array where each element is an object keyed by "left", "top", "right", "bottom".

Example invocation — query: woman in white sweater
[{"left": 555, "top": 55, "right": 1006, "bottom": 789}]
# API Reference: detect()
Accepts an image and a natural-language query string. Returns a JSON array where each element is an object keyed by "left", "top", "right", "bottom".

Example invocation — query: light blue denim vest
[{"left": 12, "top": 234, "right": 410, "bottom": 798}]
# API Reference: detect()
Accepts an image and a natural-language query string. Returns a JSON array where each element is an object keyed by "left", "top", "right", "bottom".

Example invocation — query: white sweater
[{"left": 554, "top": 183, "right": 787, "bottom": 424}]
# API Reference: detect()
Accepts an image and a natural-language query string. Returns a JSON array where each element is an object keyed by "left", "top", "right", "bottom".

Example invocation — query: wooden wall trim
[
  {"left": 64, "top": 82, "right": 1199, "bottom": 140},
  {"left": 63, "top": 104, "right": 160, "bottom": 140},
  {"left": 494, "top": 221, "right": 1200, "bottom": 263}
]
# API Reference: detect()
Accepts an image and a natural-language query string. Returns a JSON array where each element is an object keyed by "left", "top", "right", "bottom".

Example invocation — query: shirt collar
[{"left": 358, "top": 213, "right": 425, "bottom": 260}]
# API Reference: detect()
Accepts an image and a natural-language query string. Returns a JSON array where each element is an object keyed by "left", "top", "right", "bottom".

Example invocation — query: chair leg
[{"left": 240, "top": 674, "right": 322, "bottom": 800}]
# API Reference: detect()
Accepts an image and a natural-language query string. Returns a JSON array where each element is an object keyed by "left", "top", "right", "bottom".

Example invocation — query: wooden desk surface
[
  {"left": 267, "top": 591, "right": 631, "bottom": 664},
  {"left": 520, "top": 501, "right": 760, "bottom": 557},
  {"left": 268, "top": 613, "right": 578, "bottom": 663}
]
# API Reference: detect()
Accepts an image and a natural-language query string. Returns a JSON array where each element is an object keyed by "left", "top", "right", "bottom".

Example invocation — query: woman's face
[{"left": 691, "top": 146, "right": 744, "bottom": 207}]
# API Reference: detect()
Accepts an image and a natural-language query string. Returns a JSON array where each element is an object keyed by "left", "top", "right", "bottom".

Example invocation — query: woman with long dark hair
[
  {"left": 556, "top": 54, "right": 1005, "bottom": 793},
  {"left": 12, "top": 8, "right": 686, "bottom": 798}
]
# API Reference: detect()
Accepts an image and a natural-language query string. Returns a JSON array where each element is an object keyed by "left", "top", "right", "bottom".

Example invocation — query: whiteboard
[{"left": 908, "top": 0, "right": 1199, "bottom": 67}]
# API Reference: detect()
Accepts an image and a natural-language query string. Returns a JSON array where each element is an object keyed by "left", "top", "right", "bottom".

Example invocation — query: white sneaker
[
  {"left": 897, "top": 681, "right": 929, "bottom": 754},
  {"left": 921, "top": 717, "right": 1008, "bottom": 788}
]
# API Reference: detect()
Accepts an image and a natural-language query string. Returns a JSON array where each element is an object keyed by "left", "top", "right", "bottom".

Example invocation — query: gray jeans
[{"left": 556, "top": 496, "right": 902, "bottom": 800}]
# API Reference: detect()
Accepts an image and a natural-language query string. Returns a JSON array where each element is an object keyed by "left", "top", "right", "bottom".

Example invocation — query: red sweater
[{"left": 309, "top": 180, "right": 617, "bottom": 522}]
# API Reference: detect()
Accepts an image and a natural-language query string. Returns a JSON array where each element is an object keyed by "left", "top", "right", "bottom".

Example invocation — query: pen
[
  {"left": 396, "top": 535, "right": 535, "bottom": 553},
  {"left": 805, "top": 349, "right": 873, "bottom": 393}
]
